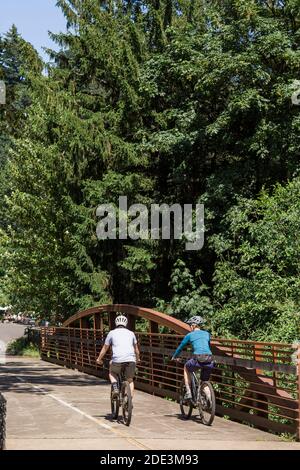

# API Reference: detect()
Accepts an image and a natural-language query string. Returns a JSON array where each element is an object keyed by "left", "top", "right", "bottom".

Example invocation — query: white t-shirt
[{"left": 105, "top": 328, "right": 137, "bottom": 363}]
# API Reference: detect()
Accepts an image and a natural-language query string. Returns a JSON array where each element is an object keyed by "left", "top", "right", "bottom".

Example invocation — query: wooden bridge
[{"left": 39, "top": 304, "right": 300, "bottom": 441}]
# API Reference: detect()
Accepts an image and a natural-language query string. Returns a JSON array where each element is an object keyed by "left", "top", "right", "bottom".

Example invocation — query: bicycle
[
  {"left": 110, "top": 364, "right": 133, "bottom": 426},
  {"left": 176, "top": 358, "right": 216, "bottom": 426}
]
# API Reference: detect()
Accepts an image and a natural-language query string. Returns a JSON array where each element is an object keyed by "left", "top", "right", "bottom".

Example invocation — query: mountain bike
[
  {"left": 110, "top": 364, "right": 133, "bottom": 426},
  {"left": 177, "top": 359, "right": 216, "bottom": 426}
]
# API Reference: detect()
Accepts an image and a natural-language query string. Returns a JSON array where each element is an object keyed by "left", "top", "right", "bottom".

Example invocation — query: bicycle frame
[
  {"left": 116, "top": 373, "right": 126, "bottom": 404},
  {"left": 177, "top": 357, "right": 216, "bottom": 425},
  {"left": 190, "top": 372, "right": 200, "bottom": 407},
  {"left": 111, "top": 368, "right": 133, "bottom": 426}
]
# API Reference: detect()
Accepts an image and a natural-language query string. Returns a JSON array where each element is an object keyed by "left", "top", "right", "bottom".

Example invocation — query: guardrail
[
  {"left": 0, "top": 392, "right": 6, "bottom": 450},
  {"left": 40, "top": 327, "right": 300, "bottom": 440}
]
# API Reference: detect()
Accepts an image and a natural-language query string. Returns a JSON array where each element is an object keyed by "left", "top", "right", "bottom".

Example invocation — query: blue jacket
[{"left": 173, "top": 329, "right": 212, "bottom": 358}]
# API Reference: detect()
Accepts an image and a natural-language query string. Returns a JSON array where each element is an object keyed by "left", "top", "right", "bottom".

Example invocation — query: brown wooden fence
[{"left": 40, "top": 324, "right": 300, "bottom": 440}]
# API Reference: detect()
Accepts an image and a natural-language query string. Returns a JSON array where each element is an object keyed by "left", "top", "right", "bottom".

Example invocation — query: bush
[
  {"left": 213, "top": 178, "right": 300, "bottom": 342},
  {"left": 7, "top": 336, "right": 40, "bottom": 357}
]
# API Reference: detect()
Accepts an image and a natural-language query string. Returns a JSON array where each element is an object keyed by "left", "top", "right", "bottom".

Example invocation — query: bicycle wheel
[
  {"left": 122, "top": 381, "right": 133, "bottom": 427},
  {"left": 179, "top": 380, "right": 193, "bottom": 419},
  {"left": 111, "top": 386, "right": 120, "bottom": 420},
  {"left": 198, "top": 381, "right": 216, "bottom": 426}
]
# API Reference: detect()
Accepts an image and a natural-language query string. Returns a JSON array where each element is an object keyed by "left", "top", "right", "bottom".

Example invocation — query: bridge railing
[{"left": 40, "top": 327, "right": 300, "bottom": 440}]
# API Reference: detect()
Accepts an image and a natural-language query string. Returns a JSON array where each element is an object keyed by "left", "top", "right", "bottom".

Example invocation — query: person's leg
[
  {"left": 184, "top": 360, "right": 195, "bottom": 399},
  {"left": 125, "top": 363, "right": 136, "bottom": 396},
  {"left": 109, "top": 370, "right": 118, "bottom": 384},
  {"left": 200, "top": 363, "right": 214, "bottom": 401},
  {"left": 184, "top": 364, "right": 192, "bottom": 390},
  {"left": 128, "top": 380, "right": 134, "bottom": 396},
  {"left": 200, "top": 362, "right": 214, "bottom": 382},
  {"left": 110, "top": 363, "right": 121, "bottom": 395}
]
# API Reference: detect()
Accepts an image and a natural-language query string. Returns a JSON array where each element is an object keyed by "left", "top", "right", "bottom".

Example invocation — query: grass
[
  {"left": 279, "top": 433, "right": 297, "bottom": 442},
  {"left": 164, "top": 396, "right": 176, "bottom": 402},
  {"left": 7, "top": 336, "right": 40, "bottom": 358}
]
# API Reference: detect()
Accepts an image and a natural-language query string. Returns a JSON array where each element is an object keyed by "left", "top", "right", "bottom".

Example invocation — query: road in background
[{"left": 0, "top": 323, "right": 26, "bottom": 348}]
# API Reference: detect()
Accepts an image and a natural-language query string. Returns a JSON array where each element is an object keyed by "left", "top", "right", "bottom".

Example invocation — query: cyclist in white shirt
[{"left": 96, "top": 315, "right": 140, "bottom": 397}]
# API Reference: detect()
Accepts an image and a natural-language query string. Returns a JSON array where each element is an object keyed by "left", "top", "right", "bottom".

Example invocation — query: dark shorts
[
  {"left": 185, "top": 355, "right": 214, "bottom": 381},
  {"left": 110, "top": 362, "right": 136, "bottom": 381}
]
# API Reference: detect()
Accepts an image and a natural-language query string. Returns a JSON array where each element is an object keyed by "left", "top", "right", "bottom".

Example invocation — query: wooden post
[
  {"left": 273, "top": 345, "right": 278, "bottom": 390},
  {"left": 254, "top": 343, "right": 268, "bottom": 420},
  {"left": 109, "top": 312, "right": 116, "bottom": 330},
  {"left": 41, "top": 327, "right": 46, "bottom": 351},
  {"left": 79, "top": 318, "right": 89, "bottom": 369},
  {"left": 80, "top": 317, "right": 90, "bottom": 329},
  {"left": 93, "top": 315, "right": 103, "bottom": 368},
  {"left": 150, "top": 322, "right": 159, "bottom": 388},
  {"left": 127, "top": 315, "right": 136, "bottom": 332},
  {"left": 93, "top": 314, "right": 103, "bottom": 331},
  {"left": 150, "top": 321, "right": 158, "bottom": 334},
  {"left": 68, "top": 328, "right": 71, "bottom": 365},
  {"left": 254, "top": 343, "right": 263, "bottom": 376}
]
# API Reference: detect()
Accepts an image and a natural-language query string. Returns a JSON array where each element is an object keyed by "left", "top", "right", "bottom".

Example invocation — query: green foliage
[
  {"left": 156, "top": 260, "right": 214, "bottom": 324},
  {"left": 0, "top": 26, "right": 43, "bottom": 307},
  {"left": 1, "top": 1, "right": 300, "bottom": 341},
  {"left": 7, "top": 336, "right": 40, "bottom": 358},
  {"left": 212, "top": 179, "right": 300, "bottom": 342},
  {"left": 279, "top": 432, "right": 297, "bottom": 442}
]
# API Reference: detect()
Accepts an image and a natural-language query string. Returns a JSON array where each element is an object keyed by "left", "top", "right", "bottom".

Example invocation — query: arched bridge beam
[{"left": 63, "top": 304, "right": 189, "bottom": 335}]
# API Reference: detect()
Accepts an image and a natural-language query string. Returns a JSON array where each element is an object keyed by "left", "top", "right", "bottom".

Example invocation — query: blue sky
[{"left": 0, "top": 0, "right": 67, "bottom": 60}]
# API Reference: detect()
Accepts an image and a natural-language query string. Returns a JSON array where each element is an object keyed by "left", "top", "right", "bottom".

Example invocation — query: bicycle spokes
[
  {"left": 111, "top": 393, "right": 120, "bottom": 420},
  {"left": 179, "top": 381, "right": 193, "bottom": 419},
  {"left": 179, "top": 376, "right": 216, "bottom": 426},
  {"left": 198, "top": 382, "right": 216, "bottom": 426},
  {"left": 122, "top": 382, "right": 132, "bottom": 426}
]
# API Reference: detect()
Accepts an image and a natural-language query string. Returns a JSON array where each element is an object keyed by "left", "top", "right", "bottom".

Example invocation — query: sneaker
[{"left": 184, "top": 391, "right": 192, "bottom": 400}]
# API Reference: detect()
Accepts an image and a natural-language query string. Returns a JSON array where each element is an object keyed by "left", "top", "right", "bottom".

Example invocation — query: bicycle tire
[
  {"left": 111, "top": 386, "right": 120, "bottom": 420},
  {"left": 179, "top": 380, "right": 193, "bottom": 419},
  {"left": 198, "top": 381, "right": 216, "bottom": 426},
  {"left": 122, "top": 381, "right": 133, "bottom": 427}
]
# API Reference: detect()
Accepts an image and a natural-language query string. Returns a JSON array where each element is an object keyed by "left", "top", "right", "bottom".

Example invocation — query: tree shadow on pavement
[{"left": 0, "top": 360, "right": 110, "bottom": 394}]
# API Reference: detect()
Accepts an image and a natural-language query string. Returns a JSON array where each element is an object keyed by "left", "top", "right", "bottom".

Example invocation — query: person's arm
[
  {"left": 97, "top": 332, "right": 111, "bottom": 364},
  {"left": 208, "top": 332, "right": 212, "bottom": 354},
  {"left": 133, "top": 334, "right": 140, "bottom": 363},
  {"left": 172, "top": 334, "right": 190, "bottom": 359},
  {"left": 134, "top": 344, "right": 140, "bottom": 363},
  {"left": 97, "top": 344, "right": 110, "bottom": 364}
]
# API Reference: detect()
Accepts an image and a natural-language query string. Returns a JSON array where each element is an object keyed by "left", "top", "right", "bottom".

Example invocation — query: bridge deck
[{"left": 1, "top": 357, "right": 299, "bottom": 450}]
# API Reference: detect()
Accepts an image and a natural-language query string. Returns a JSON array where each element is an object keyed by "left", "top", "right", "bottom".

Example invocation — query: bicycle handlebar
[{"left": 171, "top": 357, "right": 185, "bottom": 364}]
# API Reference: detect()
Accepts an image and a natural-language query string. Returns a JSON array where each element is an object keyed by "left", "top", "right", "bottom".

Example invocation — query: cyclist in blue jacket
[{"left": 172, "top": 316, "right": 214, "bottom": 400}]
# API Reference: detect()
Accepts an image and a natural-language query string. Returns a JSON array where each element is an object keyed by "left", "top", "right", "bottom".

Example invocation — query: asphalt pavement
[{"left": 0, "top": 356, "right": 299, "bottom": 450}]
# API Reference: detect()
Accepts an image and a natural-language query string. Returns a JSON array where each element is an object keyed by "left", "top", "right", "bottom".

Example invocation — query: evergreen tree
[
  {"left": 2, "top": 1, "right": 300, "bottom": 340},
  {"left": 0, "top": 26, "right": 42, "bottom": 307}
]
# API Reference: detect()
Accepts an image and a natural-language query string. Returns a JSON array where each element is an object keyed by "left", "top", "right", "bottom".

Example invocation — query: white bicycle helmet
[
  {"left": 115, "top": 314, "right": 128, "bottom": 327},
  {"left": 185, "top": 315, "right": 206, "bottom": 326}
]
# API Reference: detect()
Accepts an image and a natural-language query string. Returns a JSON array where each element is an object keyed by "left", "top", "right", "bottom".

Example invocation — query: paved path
[
  {"left": 0, "top": 323, "right": 26, "bottom": 347},
  {"left": 0, "top": 357, "right": 299, "bottom": 450}
]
